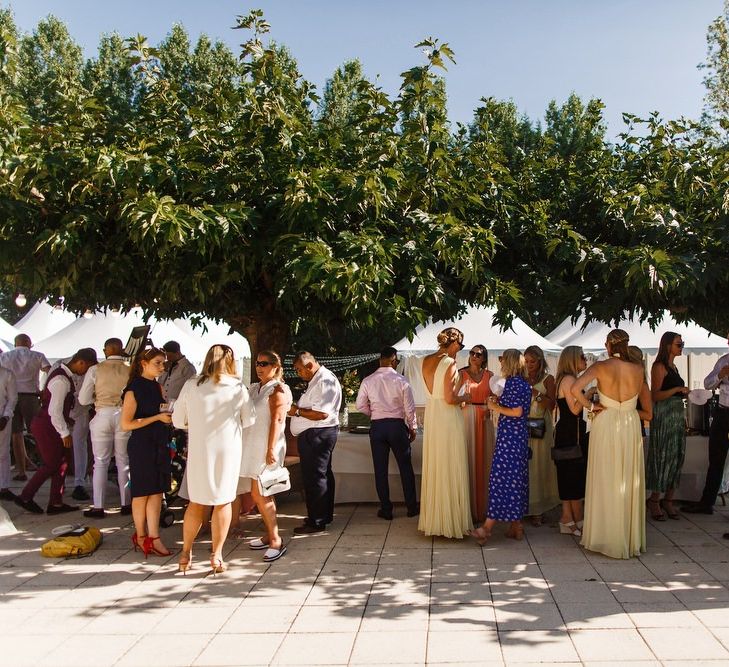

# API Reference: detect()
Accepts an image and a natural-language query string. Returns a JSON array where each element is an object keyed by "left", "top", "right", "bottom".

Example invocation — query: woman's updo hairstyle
[
  {"left": 436, "top": 327, "right": 464, "bottom": 348},
  {"left": 606, "top": 328, "right": 630, "bottom": 359}
]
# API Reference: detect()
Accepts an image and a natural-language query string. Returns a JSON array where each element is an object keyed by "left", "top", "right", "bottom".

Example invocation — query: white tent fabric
[
  {"left": 14, "top": 302, "right": 77, "bottom": 343},
  {"left": 393, "top": 306, "right": 562, "bottom": 405},
  {"left": 0, "top": 316, "right": 19, "bottom": 352},
  {"left": 34, "top": 309, "right": 251, "bottom": 370},
  {"left": 546, "top": 311, "right": 728, "bottom": 390}
]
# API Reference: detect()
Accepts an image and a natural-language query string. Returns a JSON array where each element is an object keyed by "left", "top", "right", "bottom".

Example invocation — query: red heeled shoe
[
  {"left": 143, "top": 536, "right": 171, "bottom": 557},
  {"left": 131, "top": 533, "right": 145, "bottom": 553}
]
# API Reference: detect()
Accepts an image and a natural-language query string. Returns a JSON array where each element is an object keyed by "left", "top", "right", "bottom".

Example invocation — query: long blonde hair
[
  {"left": 524, "top": 345, "right": 549, "bottom": 382},
  {"left": 555, "top": 346, "right": 583, "bottom": 393},
  {"left": 198, "top": 344, "right": 237, "bottom": 385}
]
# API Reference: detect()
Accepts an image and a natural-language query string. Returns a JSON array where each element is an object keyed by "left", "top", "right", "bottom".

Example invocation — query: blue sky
[{"left": 6, "top": 1, "right": 724, "bottom": 137}]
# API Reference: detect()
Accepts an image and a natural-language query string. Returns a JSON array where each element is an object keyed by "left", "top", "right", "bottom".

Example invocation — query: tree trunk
[{"left": 229, "top": 308, "right": 291, "bottom": 383}]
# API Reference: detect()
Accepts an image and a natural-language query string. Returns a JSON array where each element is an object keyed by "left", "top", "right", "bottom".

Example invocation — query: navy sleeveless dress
[{"left": 124, "top": 377, "right": 171, "bottom": 498}]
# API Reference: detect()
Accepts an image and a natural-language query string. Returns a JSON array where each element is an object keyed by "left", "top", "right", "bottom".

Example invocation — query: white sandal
[
  {"left": 248, "top": 537, "right": 269, "bottom": 550},
  {"left": 263, "top": 545, "right": 287, "bottom": 562},
  {"left": 559, "top": 521, "right": 582, "bottom": 537}
]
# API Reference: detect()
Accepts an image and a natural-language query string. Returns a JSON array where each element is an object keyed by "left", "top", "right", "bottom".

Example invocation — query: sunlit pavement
[{"left": 2, "top": 480, "right": 729, "bottom": 667}]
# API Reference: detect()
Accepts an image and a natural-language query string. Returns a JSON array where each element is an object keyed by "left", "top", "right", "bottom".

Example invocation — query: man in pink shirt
[{"left": 356, "top": 347, "right": 419, "bottom": 520}]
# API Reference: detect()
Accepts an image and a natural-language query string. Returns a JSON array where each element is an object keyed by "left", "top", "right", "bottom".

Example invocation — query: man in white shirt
[
  {"left": 289, "top": 351, "right": 342, "bottom": 534},
  {"left": 15, "top": 348, "right": 97, "bottom": 514},
  {"left": 356, "top": 347, "right": 419, "bottom": 520},
  {"left": 0, "top": 334, "right": 51, "bottom": 481},
  {"left": 78, "top": 338, "right": 131, "bottom": 518},
  {"left": 684, "top": 332, "right": 729, "bottom": 515},
  {"left": 0, "top": 367, "right": 18, "bottom": 500},
  {"left": 158, "top": 341, "right": 197, "bottom": 401}
]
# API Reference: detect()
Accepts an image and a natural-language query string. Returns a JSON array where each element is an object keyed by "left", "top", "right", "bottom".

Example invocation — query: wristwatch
[
  {"left": 535, "top": 393, "right": 542, "bottom": 403},
  {"left": 295, "top": 408, "right": 301, "bottom": 417}
]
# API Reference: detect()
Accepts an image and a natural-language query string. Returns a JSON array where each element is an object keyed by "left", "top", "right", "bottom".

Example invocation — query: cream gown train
[
  {"left": 418, "top": 355, "right": 471, "bottom": 538},
  {"left": 581, "top": 391, "right": 646, "bottom": 559}
]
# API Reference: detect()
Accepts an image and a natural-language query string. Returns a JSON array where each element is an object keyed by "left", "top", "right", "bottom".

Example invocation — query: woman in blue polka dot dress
[{"left": 471, "top": 349, "right": 532, "bottom": 544}]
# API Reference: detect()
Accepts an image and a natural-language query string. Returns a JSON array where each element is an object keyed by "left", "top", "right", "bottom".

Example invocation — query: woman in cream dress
[
  {"left": 571, "top": 329, "right": 652, "bottom": 559},
  {"left": 524, "top": 345, "right": 560, "bottom": 523},
  {"left": 419, "top": 327, "right": 472, "bottom": 539},
  {"left": 240, "top": 350, "right": 292, "bottom": 562},
  {"left": 172, "top": 345, "right": 254, "bottom": 573}
]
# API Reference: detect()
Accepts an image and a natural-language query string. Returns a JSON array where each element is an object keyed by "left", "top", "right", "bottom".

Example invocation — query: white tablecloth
[{"left": 332, "top": 431, "right": 423, "bottom": 504}]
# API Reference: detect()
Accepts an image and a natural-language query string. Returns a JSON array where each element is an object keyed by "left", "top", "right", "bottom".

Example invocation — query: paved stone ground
[{"left": 2, "top": 478, "right": 729, "bottom": 667}]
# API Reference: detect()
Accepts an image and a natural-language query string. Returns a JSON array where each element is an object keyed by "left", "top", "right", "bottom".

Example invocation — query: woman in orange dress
[{"left": 459, "top": 344, "right": 494, "bottom": 522}]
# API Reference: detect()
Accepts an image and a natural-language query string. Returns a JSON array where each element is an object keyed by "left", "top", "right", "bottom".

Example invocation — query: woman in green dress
[{"left": 646, "top": 332, "right": 690, "bottom": 521}]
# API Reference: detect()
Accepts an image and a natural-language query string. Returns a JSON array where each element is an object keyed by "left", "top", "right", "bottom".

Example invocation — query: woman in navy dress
[
  {"left": 471, "top": 349, "right": 532, "bottom": 544},
  {"left": 120, "top": 347, "right": 173, "bottom": 558}
]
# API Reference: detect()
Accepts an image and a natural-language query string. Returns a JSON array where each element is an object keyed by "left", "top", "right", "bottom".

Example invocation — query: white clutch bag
[{"left": 257, "top": 464, "right": 291, "bottom": 497}]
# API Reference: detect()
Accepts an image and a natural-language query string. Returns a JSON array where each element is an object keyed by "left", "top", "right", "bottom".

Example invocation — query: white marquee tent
[
  {"left": 0, "top": 316, "right": 19, "bottom": 352},
  {"left": 393, "top": 306, "right": 562, "bottom": 405},
  {"left": 14, "top": 301, "right": 77, "bottom": 343},
  {"left": 546, "top": 311, "right": 727, "bottom": 390},
  {"left": 34, "top": 308, "right": 251, "bottom": 372}
]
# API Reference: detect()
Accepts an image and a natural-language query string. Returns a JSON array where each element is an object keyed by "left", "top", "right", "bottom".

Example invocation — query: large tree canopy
[{"left": 1, "top": 9, "right": 728, "bottom": 358}]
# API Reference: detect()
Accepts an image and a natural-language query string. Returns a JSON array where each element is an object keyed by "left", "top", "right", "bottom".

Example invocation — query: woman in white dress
[
  {"left": 240, "top": 350, "right": 292, "bottom": 562},
  {"left": 571, "top": 329, "right": 652, "bottom": 559},
  {"left": 172, "top": 345, "right": 254, "bottom": 574}
]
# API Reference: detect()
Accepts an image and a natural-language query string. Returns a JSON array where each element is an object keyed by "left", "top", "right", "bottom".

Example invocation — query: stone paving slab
[{"left": 1, "top": 476, "right": 729, "bottom": 666}]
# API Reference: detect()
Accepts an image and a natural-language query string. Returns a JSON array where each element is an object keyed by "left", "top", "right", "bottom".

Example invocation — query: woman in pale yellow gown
[
  {"left": 571, "top": 329, "right": 652, "bottom": 559},
  {"left": 419, "top": 327, "right": 472, "bottom": 539},
  {"left": 524, "top": 346, "right": 560, "bottom": 522}
]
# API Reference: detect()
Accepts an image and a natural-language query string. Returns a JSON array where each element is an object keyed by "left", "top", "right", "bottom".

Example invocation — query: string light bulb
[{"left": 15, "top": 294, "right": 26, "bottom": 308}]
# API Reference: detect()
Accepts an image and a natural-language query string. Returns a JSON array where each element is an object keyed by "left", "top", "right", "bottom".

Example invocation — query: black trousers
[
  {"left": 369, "top": 418, "right": 417, "bottom": 511},
  {"left": 699, "top": 407, "right": 729, "bottom": 507},
  {"left": 297, "top": 426, "right": 338, "bottom": 527}
]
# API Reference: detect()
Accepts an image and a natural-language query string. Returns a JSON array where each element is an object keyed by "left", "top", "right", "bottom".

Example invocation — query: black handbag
[
  {"left": 527, "top": 417, "right": 546, "bottom": 439},
  {"left": 551, "top": 400, "right": 583, "bottom": 461}
]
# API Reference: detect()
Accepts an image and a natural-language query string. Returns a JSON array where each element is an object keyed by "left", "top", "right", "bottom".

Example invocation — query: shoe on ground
[
  {"left": 293, "top": 523, "right": 326, "bottom": 535},
  {"left": 71, "top": 486, "right": 90, "bottom": 501},
  {"left": 682, "top": 504, "right": 713, "bottom": 515},
  {"left": 12, "top": 473, "right": 27, "bottom": 482},
  {"left": 120, "top": 505, "right": 132, "bottom": 516},
  {"left": 83, "top": 507, "right": 106, "bottom": 519},
  {"left": 47, "top": 503, "right": 78, "bottom": 515},
  {"left": 14, "top": 496, "right": 44, "bottom": 514},
  {"left": 406, "top": 503, "right": 420, "bottom": 518},
  {"left": 0, "top": 489, "right": 16, "bottom": 501},
  {"left": 377, "top": 508, "right": 393, "bottom": 520},
  {"left": 263, "top": 545, "right": 287, "bottom": 562}
]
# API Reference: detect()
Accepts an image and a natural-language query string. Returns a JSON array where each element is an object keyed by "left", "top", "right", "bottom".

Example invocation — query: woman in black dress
[
  {"left": 553, "top": 346, "right": 590, "bottom": 537},
  {"left": 120, "top": 347, "right": 173, "bottom": 557}
]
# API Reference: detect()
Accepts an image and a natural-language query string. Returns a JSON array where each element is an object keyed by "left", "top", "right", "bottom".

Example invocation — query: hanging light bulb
[
  {"left": 15, "top": 294, "right": 26, "bottom": 308},
  {"left": 83, "top": 309, "right": 93, "bottom": 319}
]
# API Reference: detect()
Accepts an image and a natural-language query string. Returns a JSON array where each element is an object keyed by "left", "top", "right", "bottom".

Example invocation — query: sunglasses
[
  {"left": 255, "top": 361, "right": 274, "bottom": 368},
  {"left": 458, "top": 342, "right": 465, "bottom": 351},
  {"left": 469, "top": 350, "right": 483, "bottom": 357},
  {"left": 674, "top": 341, "right": 685, "bottom": 348}
]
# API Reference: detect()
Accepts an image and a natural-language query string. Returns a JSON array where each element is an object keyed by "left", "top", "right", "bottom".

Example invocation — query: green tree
[{"left": 700, "top": 0, "right": 729, "bottom": 133}]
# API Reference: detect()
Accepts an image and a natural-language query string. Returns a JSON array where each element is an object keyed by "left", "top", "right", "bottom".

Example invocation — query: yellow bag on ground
[{"left": 41, "top": 526, "right": 102, "bottom": 558}]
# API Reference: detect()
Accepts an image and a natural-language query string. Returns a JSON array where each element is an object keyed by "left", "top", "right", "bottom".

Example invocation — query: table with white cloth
[
  {"left": 670, "top": 434, "right": 729, "bottom": 502},
  {"left": 332, "top": 431, "right": 423, "bottom": 504}
]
